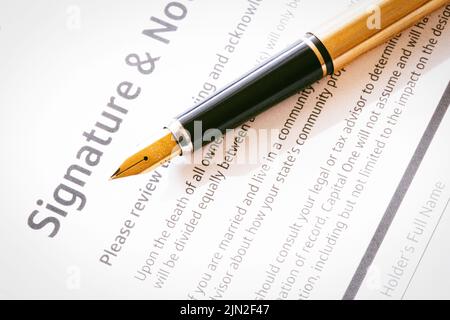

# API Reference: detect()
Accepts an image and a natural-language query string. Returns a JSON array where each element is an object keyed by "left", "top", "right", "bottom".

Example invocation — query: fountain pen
[{"left": 111, "top": 0, "right": 448, "bottom": 180}]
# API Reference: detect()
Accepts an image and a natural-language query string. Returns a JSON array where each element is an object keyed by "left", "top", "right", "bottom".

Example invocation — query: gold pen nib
[{"left": 110, "top": 132, "right": 181, "bottom": 180}]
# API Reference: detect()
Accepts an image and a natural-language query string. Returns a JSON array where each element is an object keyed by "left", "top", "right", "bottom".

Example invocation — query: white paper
[{"left": 1, "top": 0, "right": 449, "bottom": 299}]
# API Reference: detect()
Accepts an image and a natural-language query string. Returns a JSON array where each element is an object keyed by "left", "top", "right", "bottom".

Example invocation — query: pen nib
[
  {"left": 110, "top": 156, "right": 149, "bottom": 180},
  {"left": 109, "top": 132, "right": 181, "bottom": 180},
  {"left": 110, "top": 168, "right": 121, "bottom": 180}
]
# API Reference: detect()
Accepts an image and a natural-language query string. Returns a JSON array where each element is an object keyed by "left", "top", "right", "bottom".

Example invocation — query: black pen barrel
[{"left": 176, "top": 33, "right": 333, "bottom": 149}]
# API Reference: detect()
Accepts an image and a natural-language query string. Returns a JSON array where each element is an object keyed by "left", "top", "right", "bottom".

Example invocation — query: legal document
[{"left": 0, "top": 0, "right": 449, "bottom": 299}]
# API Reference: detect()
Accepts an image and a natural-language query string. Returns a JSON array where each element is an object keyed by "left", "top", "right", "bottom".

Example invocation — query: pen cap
[{"left": 313, "top": 0, "right": 448, "bottom": 70}]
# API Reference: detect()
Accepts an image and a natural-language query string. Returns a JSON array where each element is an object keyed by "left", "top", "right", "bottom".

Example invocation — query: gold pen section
[
  {"left": 314, "top": 0, "right": 448, "bottom": 70},
  {"left": 110, "top": 132, "right": 181, "bottom": 180}
]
